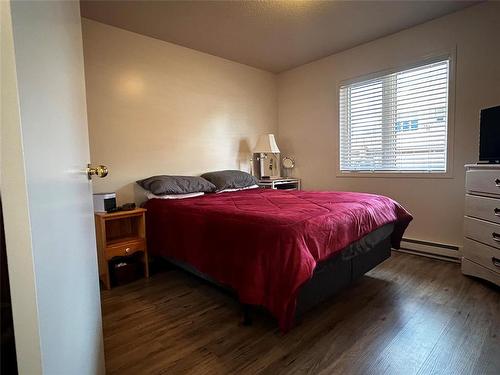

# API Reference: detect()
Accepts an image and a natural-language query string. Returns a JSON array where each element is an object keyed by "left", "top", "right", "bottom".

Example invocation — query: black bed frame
[
  {"left": 295, "top": 234, "right": 391, "bottom": 318},
  {"left": 162, "top": 224, "right": 393, "bottom": 328}
]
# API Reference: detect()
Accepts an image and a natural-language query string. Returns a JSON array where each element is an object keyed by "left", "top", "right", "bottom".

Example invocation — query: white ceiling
[{"left": 80, "top": 0, "right": 479, "bottom": 73}]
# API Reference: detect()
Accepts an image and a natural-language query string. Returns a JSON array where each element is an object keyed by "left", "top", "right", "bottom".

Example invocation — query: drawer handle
[
  {"left": 492, "top": 257, "right": 500, "bottom": 268},
  {"left": 496, "top": 178, "right": 500, "bottom": 188},
  {"left": 125, "top": 247, "right": 130, "bottom": 253},
  {"left": 495, "top": 208, "right": 500, "bottom": 217},
  {"left": 493, "top": 232, "right": 500, "bottom": 243}
]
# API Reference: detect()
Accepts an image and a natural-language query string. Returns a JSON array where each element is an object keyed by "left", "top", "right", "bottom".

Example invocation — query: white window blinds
[{"left": 339, "top": 59, "right": 450, "bottom": 173}]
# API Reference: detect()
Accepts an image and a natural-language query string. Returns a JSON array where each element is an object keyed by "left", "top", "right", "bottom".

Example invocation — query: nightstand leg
[{"left": 104, "top": 272, "right": 111, "bottom": 290}]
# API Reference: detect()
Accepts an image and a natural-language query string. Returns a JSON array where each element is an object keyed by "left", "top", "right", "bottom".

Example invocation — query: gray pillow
[
  {"left": 136, "top": 175, "right": 216, "bottom": 195},
  {"left": 201, "top": 170, "right": 258, "bottom": 191}
]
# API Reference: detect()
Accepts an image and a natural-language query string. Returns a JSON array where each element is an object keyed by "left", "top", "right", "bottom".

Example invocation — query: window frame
[{"left": 336, "top": 49, "right": 456, "bottom": 179}]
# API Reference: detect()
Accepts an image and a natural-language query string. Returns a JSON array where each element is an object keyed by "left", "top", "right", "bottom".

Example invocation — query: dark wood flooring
[{"left": 101, "top": 252, "right": 499, "bottom": 375}]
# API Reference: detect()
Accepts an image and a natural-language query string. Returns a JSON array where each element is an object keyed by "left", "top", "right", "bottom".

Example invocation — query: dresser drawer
[
  {"left": 465, "top": 169, "right": 500, "bottom": 196},
  {"left": 465, "top": 194, "right": 500, "bottom": 224},
  {"left": 106, "top": 239, "right": 145, "bottom": 260},
  {"left": 463, "top": 238, "right": 500, "bottom": 275},
  {"left": 462, "top": 258, "right": 500, "bottom": 286},
  {"left": 464, "top": 217, "right": 500, "bottom": 249}
]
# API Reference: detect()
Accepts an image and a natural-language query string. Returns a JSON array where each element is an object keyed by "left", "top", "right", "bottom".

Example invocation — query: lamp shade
[{"left": 254, "top": 134, "right": 280, "bottom": 153}]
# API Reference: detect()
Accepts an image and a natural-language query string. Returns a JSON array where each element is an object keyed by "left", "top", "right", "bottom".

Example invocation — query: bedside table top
[{"left": 95, "top": 207, "right": 146, "bottom": 218}]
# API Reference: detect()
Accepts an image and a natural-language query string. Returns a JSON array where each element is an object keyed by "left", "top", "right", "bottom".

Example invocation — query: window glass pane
[{"left": 347, "top": 81, "right": 383, "bottom": 170}]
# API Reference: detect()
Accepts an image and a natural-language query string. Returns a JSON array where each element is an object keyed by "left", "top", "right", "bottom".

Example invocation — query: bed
[{"left": 143, "top": 188, "right": 412, "bottom": 332}]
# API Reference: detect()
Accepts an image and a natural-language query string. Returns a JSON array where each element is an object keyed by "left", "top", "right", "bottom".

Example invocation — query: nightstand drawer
[
  {"left": 106, "top": 239, "right": 145, "bottom": 260},
  {"left": 463, "top": 238, "right": 500, "bottom": 275},
  {"left": 466, "top": 169, "right": 500, "bottom": 196},
  {"left": 464, "top": 217, "right": 500, "bottom": 250},
  {"left": 465, "top": 194, "right": 500, "bottom": 224}
]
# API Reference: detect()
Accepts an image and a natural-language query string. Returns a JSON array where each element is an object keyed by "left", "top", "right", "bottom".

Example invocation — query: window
[{"left": 339, "top": 59, "right": 450, "bottom": 173}]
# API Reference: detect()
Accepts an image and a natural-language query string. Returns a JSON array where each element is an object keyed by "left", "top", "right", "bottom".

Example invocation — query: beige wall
[
  {"left": 82, "top": 18, "right": 277, "bottom": 204},
  {"left": 277, "top": 2, "right": 500, "bottom": 246},
  {"left": 83, "top": 3, "right": 499, "bottom": 245}
]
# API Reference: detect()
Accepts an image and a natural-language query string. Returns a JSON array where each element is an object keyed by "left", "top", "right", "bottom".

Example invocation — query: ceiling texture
[{"left": 81, "top": 0, "right": 479, "bottom": 73}]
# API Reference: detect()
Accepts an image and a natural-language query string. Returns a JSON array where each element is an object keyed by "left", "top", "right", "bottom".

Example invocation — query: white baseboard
[{"left": 394, "top": 237, "right": 462, "bottom": 263}]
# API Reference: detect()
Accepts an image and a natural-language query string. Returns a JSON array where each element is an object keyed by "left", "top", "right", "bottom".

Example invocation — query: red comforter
[{"left": 144, "top": 189, "right": 412, "bottom": 331}]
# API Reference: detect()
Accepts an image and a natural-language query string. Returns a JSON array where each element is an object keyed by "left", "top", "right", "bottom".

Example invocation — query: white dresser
[{"left": 463, "top": 164, "right": 500, "bottom": 286}]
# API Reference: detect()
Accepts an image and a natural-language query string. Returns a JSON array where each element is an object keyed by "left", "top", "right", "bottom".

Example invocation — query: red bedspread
[{"left": 144, "top": 189, "right": 412, "bottom": 331}]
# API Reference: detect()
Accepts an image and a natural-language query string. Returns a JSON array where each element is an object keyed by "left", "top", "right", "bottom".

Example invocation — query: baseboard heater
[{"left": 394, "top": 237, "right": 461, "bottom": 263}]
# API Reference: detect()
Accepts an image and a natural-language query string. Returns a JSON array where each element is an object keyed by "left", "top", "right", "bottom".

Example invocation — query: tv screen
[{"left": 479, "top": 105, "right": 500, "bottom": 162}]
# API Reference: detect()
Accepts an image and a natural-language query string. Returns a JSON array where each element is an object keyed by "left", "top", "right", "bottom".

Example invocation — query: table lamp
[{"left": 253, "top": 134, "right": 281, "bottom": 179}]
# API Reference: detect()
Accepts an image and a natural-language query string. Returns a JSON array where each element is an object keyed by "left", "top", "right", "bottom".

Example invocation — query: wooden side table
[
  {"left": 258, "top": 178, "right": 301, "bottom": 190},
  {"left": 94, "top": 208, "right": 149, "bottom": 289}
]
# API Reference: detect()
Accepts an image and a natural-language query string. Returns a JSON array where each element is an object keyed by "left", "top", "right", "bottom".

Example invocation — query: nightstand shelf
[
  {"left": 258, "top": 178, "right": 301, "bottom": 190},
  {"left": 94, "top": 208, "right": 149, "bottom": 289},
  {"left": 107, "top": 236, "right": 143, "bottom": 246}
]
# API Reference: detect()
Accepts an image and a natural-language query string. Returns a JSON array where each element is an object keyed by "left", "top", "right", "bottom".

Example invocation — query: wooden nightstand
[
  {"left": 94, "top": 208, "right": 149, "bottom": 289},
  {"left": 258, "top": 178, "right": 301, "bottom": 190}
]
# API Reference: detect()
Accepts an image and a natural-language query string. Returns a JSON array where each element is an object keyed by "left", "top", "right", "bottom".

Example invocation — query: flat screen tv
[{"left": 479, "top": 105, "right": 500, "bottom": 163}]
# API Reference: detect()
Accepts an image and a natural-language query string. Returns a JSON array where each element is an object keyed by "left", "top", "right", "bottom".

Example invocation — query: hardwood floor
[{"left": 101, "top": 252, "right": 499, "bottom": 375}]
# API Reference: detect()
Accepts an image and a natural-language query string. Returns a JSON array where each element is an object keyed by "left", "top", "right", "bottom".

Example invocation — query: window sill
[{"left": 336, "top": 170, "right": 454, "bottom": 179}]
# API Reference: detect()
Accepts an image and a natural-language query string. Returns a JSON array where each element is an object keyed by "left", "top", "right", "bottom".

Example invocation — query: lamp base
[{"left": 252, "top": 152, "right": 281, "bottom": 179}]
